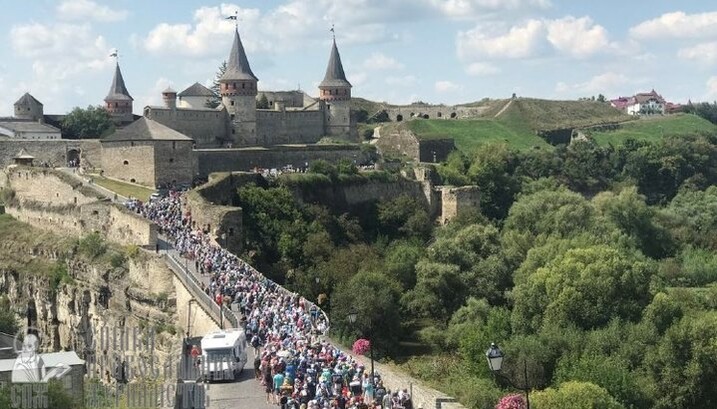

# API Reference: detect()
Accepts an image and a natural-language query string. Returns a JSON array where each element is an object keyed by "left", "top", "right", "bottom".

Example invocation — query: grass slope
[
  {"left": 406, "top": 118, "right": 552, "bottom": 152},
  {"left": 89, "top": 174, "right": 154, "bottom": 201},
  {"left": 591, "top": 114, "right": 717, "bottom": 146},
  {"left": 498, "top": 98, "right": 633, "bottom": 131}
]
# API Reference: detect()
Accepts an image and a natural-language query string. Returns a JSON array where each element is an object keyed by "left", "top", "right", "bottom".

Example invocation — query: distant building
[
  {"left": 104, "top": 62, "right": 135, "bottom": 125},
  {"left": 0, "top": 350, "right": 85, "bottom": 405},
  {"left": 611, "top": 90, "right": 667, "bottom": 116},
  {"left": 101, "top": 117, "right": 195, "bottom": 188},
  {"left": 0, "top": 94, "right": 61, "bottom": 139},
  {"left": 141, "top": 28, "right": 357, "bottom": 148},
  {"left": 177, "top": 82, "right": 215, "bottom": 109}
]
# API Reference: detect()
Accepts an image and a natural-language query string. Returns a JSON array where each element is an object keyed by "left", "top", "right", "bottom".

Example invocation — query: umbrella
[{"left": 277, "top": 350, "right": 291, "bottom": 358}]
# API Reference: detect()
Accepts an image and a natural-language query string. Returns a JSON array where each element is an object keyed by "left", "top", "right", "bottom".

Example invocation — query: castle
[{"left": 105, "top": 28, "right": 357, "bottom": 148}]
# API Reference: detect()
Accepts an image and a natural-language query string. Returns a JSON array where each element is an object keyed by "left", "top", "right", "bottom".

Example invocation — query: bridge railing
[{"left": 165, "top": 252, "right": 239, "bottom": 330}]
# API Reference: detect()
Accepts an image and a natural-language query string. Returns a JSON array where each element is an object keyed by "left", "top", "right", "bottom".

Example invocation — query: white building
[
  {"left": 177, "top": 82, "right": 216, "bottom": 109},
  {"left": 0, "top": 121, "right": 61, "bottom": 139},
  {"left": 625, "top": 90, "right": 666, "bottom": 116}
]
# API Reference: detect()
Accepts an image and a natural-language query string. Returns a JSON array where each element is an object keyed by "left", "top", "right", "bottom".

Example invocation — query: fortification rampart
[
  {"left": 0, "top": 139, "right": 101, "bottom": 169},
  {"left": 256, "top": 109, "right": 325, "bottom": 145},
  {"left": 145, "top": 107, "right": 229, "bottom": 148},
  {"left": 195, "top": 144, "right": 376, "bottom": 177},
  {"left": 385, "top": 105, "right": 489, "bottom": 122},
  {"left": 3, "top": 166, "right": 157, "bottom": 246}
]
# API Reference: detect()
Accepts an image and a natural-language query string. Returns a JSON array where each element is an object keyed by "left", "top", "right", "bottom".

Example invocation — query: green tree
[
  {"left": 532, "top": 381, "right": 625, "bottom": 409},
  {"left": 256, "top": 93, "right": 270, "bottom": 109},
  {"left": 331, "top": 270, "right": 403, "bottom": 354},
  {"left": 402, "top": 260, "right": 464, "bottom": 321},
  {"left": 644, "top": 312, "right": 717, "bottom": 409},
  {"left": 61, "top": 105, "right": 114, "bottom": 139},
  {"left": 377, "top": 195, "right": 431, "bottom": 240},
  {"left": 593, "top": 187, "right": 676, "bottom": 259},
  {"left": 206, "top": 60, "right": 226, "bottom": 108},
  {"left": 511, "top": 245, "right": 654, "bottom": 332},
  {"left": 466, "top": 144, "right": 521, "bottom": 220}
]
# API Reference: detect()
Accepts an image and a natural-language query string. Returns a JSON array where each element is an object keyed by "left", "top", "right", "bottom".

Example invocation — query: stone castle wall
[
  {"left": 101, "top": 141, "right": 156, "bottom": 187},
  {"left": 385, "top": 105, "right": 489, "bottom": 122},
  {"left": 146, "top": 108, "right": 229, "bottom": 148},
  {"left": 376, "top": 129, "right": 419, "bottom": 160},
  {"left": 418, "top": 139, "right": 455, "bottom": 163},
  {"left": 153, "top": 140, "right": 196, "bottom": 187},
  {"left": 195, "top": 144, "right": 374, "bottom": 177},
  {"left": 0, "top": 139, "right": 102, "bottom": 169},
  {"left": 440, "top": 186, "right": 481, "bottom": 224},
  {"left": 4, "top": 166, "right": 157, "bottom": 246},
  {"left": 256, "top": 109, "right": 325, "bottom": 145}
]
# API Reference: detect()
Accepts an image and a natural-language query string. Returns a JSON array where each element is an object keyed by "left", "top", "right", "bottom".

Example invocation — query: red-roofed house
[{"left": 612, "top": 90, "right": 667, "bottom": 116}]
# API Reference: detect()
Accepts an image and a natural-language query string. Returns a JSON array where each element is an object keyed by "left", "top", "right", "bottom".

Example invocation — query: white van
[{"left": 200, "top": 329, "right": 247, "bottom": 382}]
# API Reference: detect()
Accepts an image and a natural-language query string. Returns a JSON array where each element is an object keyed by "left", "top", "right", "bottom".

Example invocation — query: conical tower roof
[
  {"left": 221, "top": 28, "right": 258, "bottom": 82},
  {"left": 105, "top": 63, "right": 133, "bottom": 102},
  {"left": 320, "top": 39, "right": 351, "bottom": 88},
  {"left": 14, "top": 93, "right": 43, "bottom": 107}
]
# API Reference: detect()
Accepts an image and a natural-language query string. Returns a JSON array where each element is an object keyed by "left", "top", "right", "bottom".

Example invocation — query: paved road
[{"left": 203, "top": 349, "right": 273, "bottom": 409}]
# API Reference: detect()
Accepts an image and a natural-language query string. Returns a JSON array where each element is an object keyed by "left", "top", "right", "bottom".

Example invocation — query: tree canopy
[{"left": 61, "top": 105, "right": 114, "bottom": 139}]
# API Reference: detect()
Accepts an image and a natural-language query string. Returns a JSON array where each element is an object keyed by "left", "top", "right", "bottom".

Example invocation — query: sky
[{"left": 2, "top": 0, "right": 717, "bottom": 115}]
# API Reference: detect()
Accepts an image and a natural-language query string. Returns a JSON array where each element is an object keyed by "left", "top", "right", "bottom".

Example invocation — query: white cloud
[
  {"left": 630, "top": 11, "right": 717, "bottom": 40},
  {"left": 555, "top": 72, "right": 630, "bottom": 95},
  {"left": 465, "top": 62, "right": 500, "bottom": 76},
  {"left": 349, "top": 71, "right": 368, "bottom": 87},
  {"left": 57, "top": 0, "right": 128, "bottom": 22},
  {"left": 546, "top": 16, "right": 609, "bottom": 58},
  {"left": 10, "top": 23, "right": 113, "bottom": 79},
  {"left": 363, "top": 53, "right": 404, "bottom": 71},
  {"left": 458, "top": 19, "right": 546, "bottom": 60},
  {"left": 435, "top": 80, "right": 459, "bottom": 93},
  {"left": 429, "top": 0, "right": 551, "bottom": 19},
  {"left": 678, "top": 42, "right": 717, "bottom": 65}
]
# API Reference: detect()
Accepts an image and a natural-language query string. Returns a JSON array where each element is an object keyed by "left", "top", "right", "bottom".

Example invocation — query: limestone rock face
[{"left": 0, "top": 249, "right": 181, "bottom": 384}]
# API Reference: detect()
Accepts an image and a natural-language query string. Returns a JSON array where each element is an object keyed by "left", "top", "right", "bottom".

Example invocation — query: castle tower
[
  {"left": 220, "top": 28, "right": 258, "bottom": 145},
  {"left": 14, "top": 93, "right": 44, "bottom": 122},
  {"left": 162, "top": 87, "right": 177, "bottom": 110},
  {"left": 104, "top": 62, "right": 134, "bottom": 125},
  {"left": 319, "top": 37, "right": 352, "bottom": 138}
]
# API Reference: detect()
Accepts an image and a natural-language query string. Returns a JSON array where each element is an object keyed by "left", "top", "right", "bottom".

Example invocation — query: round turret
[{"left": 162, "top": 87, "right": 177, "bottom": 109}]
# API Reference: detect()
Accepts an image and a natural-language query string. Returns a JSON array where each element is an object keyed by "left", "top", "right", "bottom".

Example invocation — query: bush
[
  {"left": 78, "top": 232, "right": 107, "bottom": 258},
  {"left": 0, "top": 296, "right": 18, "bottom": 334},
  {"left": 109, "top": 251, "right": 127, "bottom": 268},
  {"left": 49, "top": 262, "right": 73, "bottom": 292}
]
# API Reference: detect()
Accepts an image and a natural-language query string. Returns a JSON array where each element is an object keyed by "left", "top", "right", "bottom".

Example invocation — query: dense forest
[{"left": 236, "top": 134, "right": 717, "bottom": 409}]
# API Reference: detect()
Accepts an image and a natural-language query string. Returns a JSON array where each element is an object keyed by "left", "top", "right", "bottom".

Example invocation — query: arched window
[{"left": 123, "top": 160, "right": 129, "bottom": 165}]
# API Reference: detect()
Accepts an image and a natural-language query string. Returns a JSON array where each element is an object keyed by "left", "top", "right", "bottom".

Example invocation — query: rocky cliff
[{"left": 0, "top": 215, "right": 181, "bottom": 385}]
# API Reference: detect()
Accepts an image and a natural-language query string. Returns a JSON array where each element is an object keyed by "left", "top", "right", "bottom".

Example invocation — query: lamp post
[
  {"left": 347, "top": 309, "right": 375, "bottom": 391},
  {"left": 486, "top": 343, "right": 530, "bottom": 409}
]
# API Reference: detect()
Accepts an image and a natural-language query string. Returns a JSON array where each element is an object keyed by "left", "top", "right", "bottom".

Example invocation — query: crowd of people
[{"left": 126, "top": 191, "right": 415, "bottom": 409}]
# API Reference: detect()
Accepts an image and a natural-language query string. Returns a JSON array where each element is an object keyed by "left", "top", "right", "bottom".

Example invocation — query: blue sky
[{"left": 2, "top": 0, "right": 717, "bottom": 115}]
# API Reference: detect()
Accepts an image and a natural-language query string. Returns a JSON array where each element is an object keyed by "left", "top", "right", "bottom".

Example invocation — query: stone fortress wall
[
  {"left": 194, "top": 144, "right": 376, "bottom": 177},
  {"left": 144, "top": 107, "right": 229, "bottom": 148},
  {"left": 0, "top": 139, "right": 102, "bottom": 169},
  {"left": 384, "top": 105, "right": 490, "bottom": 122},
  {"left": 2, "top": 166, "right": 157, "bottom": 246},
  {"left": 256, "top": 109, "right": 325, "bottom": 145}
]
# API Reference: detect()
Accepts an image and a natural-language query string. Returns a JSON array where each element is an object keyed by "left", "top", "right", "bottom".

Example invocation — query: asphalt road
[{"left": 202, "top": 349, "right": 273, "bottom": 409}]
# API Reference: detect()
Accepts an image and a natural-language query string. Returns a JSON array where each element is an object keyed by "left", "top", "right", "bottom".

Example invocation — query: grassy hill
[
  {"left": 591, "top": 114, "right": 717, "bottom": 146},
  {"left": 496, "top": 98, "right": 633, "bottom": 131},
  {"left": 405, "top": 118, "right": 551, "bottom": 152}
]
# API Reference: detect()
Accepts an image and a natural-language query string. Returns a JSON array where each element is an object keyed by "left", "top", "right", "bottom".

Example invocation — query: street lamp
[{"left": 486, "top": 343, "right": 531, "bottom": 409}]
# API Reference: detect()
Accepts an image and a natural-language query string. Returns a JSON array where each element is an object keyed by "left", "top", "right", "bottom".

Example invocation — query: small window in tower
[
  {"left": 242, "top": 83, "right": 245, "bottom": 89},
  {"left": 231, "top": 114, "right": 235, "bottom": 120},
  {"left": 123, "top": 160, "right": 129, "bottom": 165},
  {"left": 169, "top": 158, "right": 174, "bottom": 163},
  {"left": 27, "top": 107, "right": 30, "bottom": 111},
  {"left": 172, "top": 141, "right": 176, "bottom": 149},
  {"left": 233, "top": 83, "right": 237, "bottom": 90},
  {"left": 130, "top": 142, "right": 135, "bottom": 147},
  {"left": 230, "top": 100, "right": 234, "bottom": 106},
  {"left": 114, "top": 103, "right": 118, "bottom": 108},
  {"left": 232, "top": 129, "right": 235, "bottom": 134}
]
